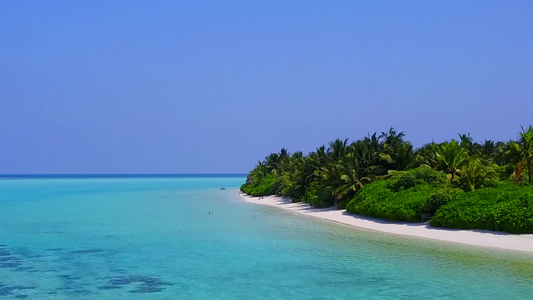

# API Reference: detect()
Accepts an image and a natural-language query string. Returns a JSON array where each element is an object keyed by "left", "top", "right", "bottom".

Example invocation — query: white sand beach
[{"left": 238, "top": 192, "right": 533, "bottom": 253}]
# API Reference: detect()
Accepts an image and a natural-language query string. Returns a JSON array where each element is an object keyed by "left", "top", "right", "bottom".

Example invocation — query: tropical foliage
[
  {"left": 241, "top": 125, "right": 533, "bottom": 233},
  {"left": 508, "top": 125, "right": 533, "bottom": 186},
  {"left": 430, "top": 184, "right": 533, "bottom": 233},
  {"left": 346, "top": 167, "right": 459, "bottom": 222}
]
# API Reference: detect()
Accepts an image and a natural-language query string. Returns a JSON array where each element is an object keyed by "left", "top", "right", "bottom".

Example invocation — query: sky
[{"left": 1, "top": 1, "right": 532, "bottom": 174}]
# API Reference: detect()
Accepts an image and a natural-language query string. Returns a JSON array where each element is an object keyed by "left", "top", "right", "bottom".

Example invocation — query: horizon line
[{"left": 0, "top": 173, "right": 248, "bottom": 176}]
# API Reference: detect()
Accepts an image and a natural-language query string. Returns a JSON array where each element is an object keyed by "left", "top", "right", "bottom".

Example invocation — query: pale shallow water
[{"left": 0, "top": 176, "right": 532, "bottom": 299}]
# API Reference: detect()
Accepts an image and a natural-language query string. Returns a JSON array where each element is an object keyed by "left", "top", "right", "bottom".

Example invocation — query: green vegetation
[
  {"left": 430, "top": 185, "right": 533, "bottom": 234},
  {"left": 241, "top": 125, "right": 533, "bottom": 233},
  {"left": 508, "top": 126, "right": 533, "bottom": 186},
  {"left": 346, "top": 167, "right": 461, "bottom": 222},
  {"left": 240, "top": 174, "right": 277, "bottom": 196}
]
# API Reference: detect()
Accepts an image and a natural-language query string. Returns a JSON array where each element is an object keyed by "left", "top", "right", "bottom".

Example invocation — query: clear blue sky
[{"left": 1, "top": 1, "right": 532, "bottom": 174}]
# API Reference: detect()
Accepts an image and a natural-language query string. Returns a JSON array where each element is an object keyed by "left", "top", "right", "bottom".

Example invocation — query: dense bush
[
  {"left": 422, "top": 188, "right": 459, "bottom": 215},
  {"left": 346, "top": 181, "right": 455, "bottom": 222},
  {"left": 346, "top": 168, "right": 457, "bottom": 222},
  {"left": 336, "top": 198, "right": 350, "bottom": 210},
  {"left": 302, "top": 182, "right": 335, "bottom": 208},
  {"left": 387, "top": 166, "right": 448, "bottom": 192},
  {"left": 430, "top": 185, "right": 533, "bottom": 233},
  {"left": 275, "top": 173, "right": 306, "bottom": 200},
  {"left": 240, "top": 174, "right": 278, "bottom": 196}
]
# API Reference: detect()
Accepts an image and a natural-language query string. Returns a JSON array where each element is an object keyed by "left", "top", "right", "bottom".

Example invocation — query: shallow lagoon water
[{"left": 0, "top": 176, "right": 532, "bottom": 299}]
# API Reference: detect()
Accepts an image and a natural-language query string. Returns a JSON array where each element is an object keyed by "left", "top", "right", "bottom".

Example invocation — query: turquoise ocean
[{"left": 0, "top": 175, "right": 532, "bottom": 299}]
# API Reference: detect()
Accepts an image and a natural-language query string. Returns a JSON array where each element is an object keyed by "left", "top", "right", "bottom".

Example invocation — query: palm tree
[
  {"left": 379, "top": 127, "right": 413, "bottom": 171},
  {"left": 458, "top": 133, "right": 473, "bottom": 149},
  {"left": 380, "top": 127, "right": 405, "bottom": 147},
  {"left": 263, "top": 148, "right": 291, "bottom": 174},
  {"left": 480, "top": 140, "right": 496, "bottom": 158},
  {"left": 508, "top": 125, "right": 533, "bottom": 185},
  {"left": 359, "top": 133, "right": 387, "bottom": 176},
  {"left": 435, "top": 140, "right": 469, "bottom": 180},
  {"left": 244, "top": 161, "right": 267, "bottom": 185},
  {"left": 264, "top": 153, "right": 280, "bottom": 173},
  {"left": 415, "top": 142, "right": 439, "bottom": 169},
  {"left": 328, "top": 138, "right": 349, "bottom": 162},
  {"left": 382, "top": 141, "right": 414, "bottom": 171},
  {"left": 460, "top": 157, "right": 498, "bottom": 191},
  {"left": 334, "top": 152, "right": 370, "bottom": 202},
  {"left": 493, "top": 141, "right": 509, "bottom": 166},
  {"left": 304, "top": 146, "right": 328, "bottom": 185},
  {"left": 459, "top": 133, "right": 486, "bottom": 156},
  {"left": 277, "top": 151, "right": 307, "bottom": 199}
]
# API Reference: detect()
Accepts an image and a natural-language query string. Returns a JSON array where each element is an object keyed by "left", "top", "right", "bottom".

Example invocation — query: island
[{"left": 240, "top": 126, "right": 533, "bottom": 242}]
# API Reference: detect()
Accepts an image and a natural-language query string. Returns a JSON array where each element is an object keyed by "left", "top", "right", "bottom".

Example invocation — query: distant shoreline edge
[{"left": 237, "top": 191, "right": 533, "bottom": 254}]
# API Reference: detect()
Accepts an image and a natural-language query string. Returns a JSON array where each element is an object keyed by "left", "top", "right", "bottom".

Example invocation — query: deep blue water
[{"left": 0, "top": 175, "right": 532, "bottom": 299}]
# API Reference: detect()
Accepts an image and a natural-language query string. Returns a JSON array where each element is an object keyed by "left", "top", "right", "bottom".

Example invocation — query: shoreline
[{"left": 238, "top": 192, "right": 533, "bottom": 253}]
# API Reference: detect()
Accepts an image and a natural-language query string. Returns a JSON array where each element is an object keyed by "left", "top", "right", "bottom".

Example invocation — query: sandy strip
[{"left": 238, "top": 192, "right": 533, "bottom": 253}]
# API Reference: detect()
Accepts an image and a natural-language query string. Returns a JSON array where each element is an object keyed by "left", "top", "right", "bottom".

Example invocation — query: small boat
[{"left": 220, "top": 187, "right": 226, "bottom": 190}]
